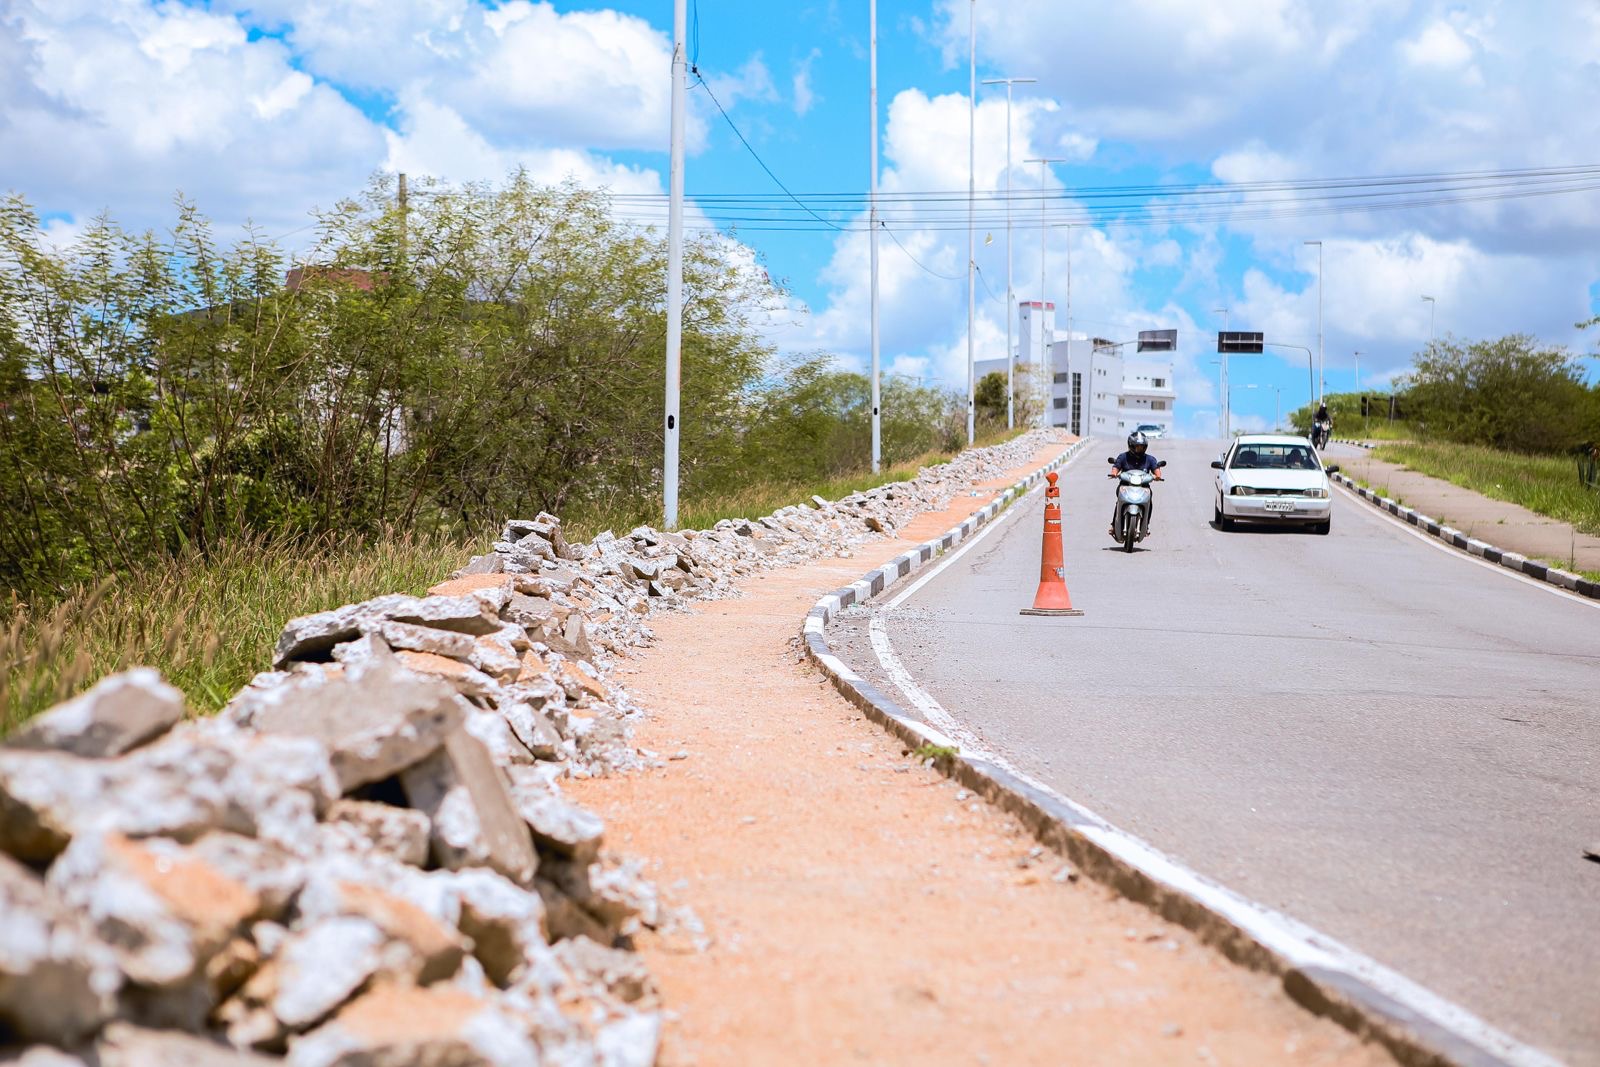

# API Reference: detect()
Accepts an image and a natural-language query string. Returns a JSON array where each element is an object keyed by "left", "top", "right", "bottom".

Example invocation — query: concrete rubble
[{"left": 0, "top": 430, "right": 1057, "bottom": 1063}]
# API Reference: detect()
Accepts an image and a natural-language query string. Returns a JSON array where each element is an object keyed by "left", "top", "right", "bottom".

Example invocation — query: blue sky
[{"left": 4, "top": 0, "right": 1600, "bottom": 435}]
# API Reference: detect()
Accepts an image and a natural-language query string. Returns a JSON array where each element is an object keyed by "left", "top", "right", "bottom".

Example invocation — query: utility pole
[
  {"left": 664, "top": 0, "right": 686, "bottom": 528},
  {"left": 1214, "top": 307, "right": 1230, "bottom": 438},
  {"left": 396, "top": 172, "right": 408, "bottom": 269},
  {"left": 869, "top": 0, "right": 881, "bottom": 472},
  {"left": 982, "top": 75, "right": 1035, "bottom": 431},
  {"left": 965, "top": 0, "right": 976, "bottom": 446},
  {"left": 1305, "top": 240, "right": 1323, "bottom": 403}
]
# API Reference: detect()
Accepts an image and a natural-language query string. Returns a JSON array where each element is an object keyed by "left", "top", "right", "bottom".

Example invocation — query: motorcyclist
[
  {"left": 1108, "top": 430, "right": 1161, "bottom": 535},
  {"left": 1313, "top": 403, "right": 1332, "bottom": 446}
]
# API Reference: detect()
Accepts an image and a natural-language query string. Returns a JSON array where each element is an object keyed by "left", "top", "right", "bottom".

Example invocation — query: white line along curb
[{"left": 801, "top": 438, "right": 1561, "bottom": 1067}]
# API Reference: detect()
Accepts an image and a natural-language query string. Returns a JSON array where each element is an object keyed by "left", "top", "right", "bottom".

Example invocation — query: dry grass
[
  {"left": 2, "top": 431, "right": 1031, "bottom": 735},
  {"left": 1, "top": 531, "right": 479, "bottom": 733}
]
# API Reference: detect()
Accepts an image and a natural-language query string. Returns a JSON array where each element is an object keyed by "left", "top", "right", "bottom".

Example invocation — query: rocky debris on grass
[{"left": 0, "top": 430, "right": 1058, "bottom": 1063}]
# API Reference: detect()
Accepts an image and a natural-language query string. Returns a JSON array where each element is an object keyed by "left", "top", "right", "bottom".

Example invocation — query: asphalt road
[{"left": 869, "top": 438, "right": 1600, "bottom": 1064}]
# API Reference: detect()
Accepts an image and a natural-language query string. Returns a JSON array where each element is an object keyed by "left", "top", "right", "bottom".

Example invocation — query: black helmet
[{"left": 1126, "top": 431, "right": 1148, "bottom": 458}]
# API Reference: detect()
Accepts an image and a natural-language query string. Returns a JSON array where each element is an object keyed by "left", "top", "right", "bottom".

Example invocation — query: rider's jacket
[{"left": 1111, "top": 451, "right": 1161, "bottom": 473}]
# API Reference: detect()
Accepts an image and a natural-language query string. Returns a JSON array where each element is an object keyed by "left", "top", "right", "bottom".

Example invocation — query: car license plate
[{"left": 1265, "top": 500, "right": 1294, "bottom": 512}]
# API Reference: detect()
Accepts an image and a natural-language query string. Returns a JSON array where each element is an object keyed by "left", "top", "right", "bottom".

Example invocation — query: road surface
[{"left": 849, "top": 438, "right": 1600, "bottom": 1064}]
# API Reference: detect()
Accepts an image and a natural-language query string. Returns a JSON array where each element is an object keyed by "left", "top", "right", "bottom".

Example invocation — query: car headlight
[
  {"left": 1302, "top": 487, "right": 1328, "bottom": 499},
  {"left": 1231, "top": 485, "right": 1255, "bottom": 496}
]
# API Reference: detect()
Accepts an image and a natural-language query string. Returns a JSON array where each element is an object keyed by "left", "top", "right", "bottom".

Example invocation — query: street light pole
[
  {"left": 1421, "top": 294, "right": 1436, "bottom": 345},
  {"left": 965, "top": 0, "right": 976, "bottom": 446},
  {"left": 663, "top": 0, "right": 686, "bottom": 528},
  {"left": 1213, "top": 307, "right": 1230, "bottom": 438},
  {"left": 1304, "top": 240, "right": 1323, "bottom": 403},
  {"left": 869, "top": 0, "right": 880, "bottom": 472},
  {"left": 981, "top": 75, "right": 1035, "bottom": 431}
]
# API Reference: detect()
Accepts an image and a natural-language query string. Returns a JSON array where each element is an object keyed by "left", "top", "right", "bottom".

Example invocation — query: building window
[
  {"left": 1053, "top": 397, "right": 1068, "bottom": 409},
  {"left": 1053, "top": 372, "right": 1069, "bottom": 383},
  {"left": 1071, "top": 372, "right": 1082, "bottom": 435},
  {"left": 1150, "top": 400, "right": 1167, "bottom": 411},
  {"left": 1152, "top": 378, "right": 1166, "bottom": 388}
]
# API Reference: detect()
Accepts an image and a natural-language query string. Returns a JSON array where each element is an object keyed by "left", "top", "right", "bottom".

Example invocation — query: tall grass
[
  {"left": 1373, "top": 440, "right": 1600, "bottom": 535},
  {"left": 2, "top": 429, "right": 1036, "bottom": 734},
  {"left": 1, "top": 531, "right": 480, "bottom": 733}
]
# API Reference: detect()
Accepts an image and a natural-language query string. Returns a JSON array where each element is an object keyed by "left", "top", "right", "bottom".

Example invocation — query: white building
[{"left": 1046, "top": 330, "right": 1177, "bottom": 439}]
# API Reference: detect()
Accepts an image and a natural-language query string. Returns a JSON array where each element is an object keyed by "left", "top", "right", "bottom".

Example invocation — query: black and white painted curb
[
  {"left": 1331, "top": 472, "right": 1599, "bottom": 602},
  {"left": 801, "top": 439, "right": 1557, "bottom": 1067},
  {"left": 1332, "top": 437, "right": 1377, "bottom": 450}
]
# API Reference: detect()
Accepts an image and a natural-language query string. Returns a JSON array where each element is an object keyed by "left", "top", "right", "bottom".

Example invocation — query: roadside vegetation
[
  {"left": 1288, "top": 331, "right": 1600, "bottom": 534},
  {"left": 0, "top": 174, "right": 1041, "bottom": 726}
]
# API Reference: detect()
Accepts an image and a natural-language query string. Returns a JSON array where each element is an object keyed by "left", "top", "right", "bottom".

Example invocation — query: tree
[{"left": 1399, "top": 334, "right": 1595, "bottom": 453}]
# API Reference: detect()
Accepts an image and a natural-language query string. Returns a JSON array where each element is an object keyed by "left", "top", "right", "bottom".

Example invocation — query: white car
[
  {"left": 1134, "top": 423, "right": 1166, "bottom": 439},
  {"left": 1211, "top": 434, "right": 1338, "bottom": 534}
]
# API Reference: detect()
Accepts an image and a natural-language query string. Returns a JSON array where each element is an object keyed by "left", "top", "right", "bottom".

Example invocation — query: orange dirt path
[{"left": 569, "top": 437, "right": 1388, "bottom": 1067}]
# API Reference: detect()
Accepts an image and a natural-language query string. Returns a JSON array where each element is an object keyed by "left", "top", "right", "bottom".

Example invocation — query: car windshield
[{"left": 1229, "top": 443, "right": 1318, "bottom": 470}]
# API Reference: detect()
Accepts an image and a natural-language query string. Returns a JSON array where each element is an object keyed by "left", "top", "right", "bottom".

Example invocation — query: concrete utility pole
[
  {"left": 1305, "top": 240, "right": 1323, "bottom": 403},
  {"left": 869, "top": 0, "right": 881, "bottom": 472},
  {"left": 664, "top": 0, "right": 686, "bottom": 528},
  {"left": 982, "top": 75, "right": 1035, "bottom": 431},
  {"left": 1214, "top": 307, "right": 1230, "bottom": 438},
  {"left": 1421, "top": 294, "right": 1436, "bottom": 344},
  {"left": 965, "top": 0, "right": 976, "bottom": 446}
]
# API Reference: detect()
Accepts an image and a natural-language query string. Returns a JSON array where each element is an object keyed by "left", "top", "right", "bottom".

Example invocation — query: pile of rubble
[{"left": 0, "top": 429, "right": 1061, "bottom": 1065}]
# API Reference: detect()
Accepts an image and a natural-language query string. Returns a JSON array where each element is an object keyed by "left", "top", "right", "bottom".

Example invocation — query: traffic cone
[{"left": 1020, "top": 471, "right": 1084, "bottom": 617}]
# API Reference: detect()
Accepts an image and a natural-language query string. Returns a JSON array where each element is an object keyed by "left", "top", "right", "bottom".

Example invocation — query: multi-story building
[{"left": 1046, "top": 329, "right": 1177, "bottom": 438}]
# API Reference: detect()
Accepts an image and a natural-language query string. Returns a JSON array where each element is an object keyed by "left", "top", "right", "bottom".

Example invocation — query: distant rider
[
  {"left": 1109, "top": 430, "right": 1161, "bottom": 535},
  {"left": 1313, "top": 403, "right": 1332, "bottom": 447}
]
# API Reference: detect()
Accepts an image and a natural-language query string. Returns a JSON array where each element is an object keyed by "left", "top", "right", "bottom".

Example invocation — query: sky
[{"left": 4, "top": 0, "right": 1600, "bottom": 437}]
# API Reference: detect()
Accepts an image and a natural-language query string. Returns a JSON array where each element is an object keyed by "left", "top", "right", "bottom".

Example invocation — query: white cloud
[
  {"left": 792, "top": 48, "right": 821, "bottom": 117},
  {"left": 1401, "top": 20, "right": 1476, "bottom": 70}
]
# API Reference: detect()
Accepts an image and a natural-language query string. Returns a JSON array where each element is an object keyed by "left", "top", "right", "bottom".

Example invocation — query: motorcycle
[
  {"left": 1108, "top": 459, "right": 1166, "bottom": 552},
  {"left": 1311, "top": 418, "right": 1332, "bottom": 449}
]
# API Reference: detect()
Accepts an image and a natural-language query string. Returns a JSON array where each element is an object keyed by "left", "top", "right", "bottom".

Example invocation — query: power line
[{"left": 879, "top": 222, "right": 962, "bottom": 280}]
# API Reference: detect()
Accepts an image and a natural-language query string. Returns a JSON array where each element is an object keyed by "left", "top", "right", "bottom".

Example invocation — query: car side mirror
[
  {"left": 1325, "top": 464, "right": 1340, "bottom": 474},
  {"left": 1210, "top": 460, "right": 1223, "bottom": 469}
]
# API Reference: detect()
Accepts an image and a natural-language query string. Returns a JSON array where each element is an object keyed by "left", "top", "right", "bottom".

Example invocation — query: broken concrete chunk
[
  {"left": 227, "top": 658, "right": 461, "bottom": 794},
  {"left": 46, "top": 831, "right": 261, "bottom": 989},
  {"left": 468, "top": 626, "right": 524, "bottom": 682},
  {"left": 509, "top": 782, "right": 604, "bottom": 864},
  {"left": 295, "top": 879, "right": 466, "bottom": 985},
  {"left": 365, "top": 620, "right": 477, "bottom": 662},
  {"left": 265, "top": 916, "right": 389, "bottom": 1032},
  {"left": 362, "top": 594, "right": 502, "bottom": 637},
  {"left": 440, "top": 868, "right": 548, "bottom": 987},
  {"left": 554, "top": 937, "right": 656, "bottom": 1007},
  {"left": 0, "top": 852, "right": 121, "bottom": 1044},
  {"left": 273, "top": 604, "right": 369, "bottom": 667},
  {"left": 459, "top": 552, "right": 504, "bottom": 576},
  {"left": 393, "top": 651, "right": 501, "bottom": 702},
  {"left": 324, "top": 799, "right": 430, "bottom": 868},
  {"left": 0, "top": 748, "right": 98, "bottom": 862},
  {"left": 182, "top": 832, "right": 306, "bottom": 921},
  {"left": 400, "top": 729, "right": 537, "bottom": 886},
  {"left": 95, "top": 1021, "right": 283, "bottom": 1066},
  {"left": 595, "top": 1011, "right": 662, "bottom": 1067},
  {"left": 5, "top": 668, "right": 185, "bottom": 759},
  {"left": 501, "top": 702, "right": 562, "bottom": 761},
  {"left": 287, "top": 985, "right": 539, "bottom": 1067}
]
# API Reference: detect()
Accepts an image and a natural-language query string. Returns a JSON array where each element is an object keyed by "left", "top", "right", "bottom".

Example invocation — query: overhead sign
[
  {"left": 1136, "top": 329, "right": 1177, "bottom": 352},
  {"left": 1218, "top": 331, "right": 1264, "bottom": 353}
]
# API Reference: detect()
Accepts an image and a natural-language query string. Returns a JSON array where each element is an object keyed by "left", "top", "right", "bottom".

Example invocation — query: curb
[
  {"left": 1331, "top": 437, "right": 1376, "bottom": 450},
  {"left": 1330, "top": 472, "right": 1599, "bottom": 601},
  {"left": 801, "top": 438, "right": 1552, "bottom": 1067}
]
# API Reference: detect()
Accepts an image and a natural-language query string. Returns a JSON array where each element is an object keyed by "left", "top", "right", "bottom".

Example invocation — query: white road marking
[
  {"left": 863, "top": 445, "right": 1563, "bottom": 1067},
  {"left": 1334, "top": 481, "right": 1600, "bottom": 610}
]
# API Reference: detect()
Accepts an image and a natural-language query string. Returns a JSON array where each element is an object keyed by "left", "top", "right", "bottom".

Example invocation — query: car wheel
[
  {"left": 1215, "top": 498, "right": 1232, "bottom": 530},
  {"left": 1314, "top": 519, "right": 1331, "bottom": 535}
]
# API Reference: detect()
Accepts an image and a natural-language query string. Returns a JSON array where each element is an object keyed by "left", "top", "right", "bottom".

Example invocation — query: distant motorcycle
[
  {"left": 1311, "top": 418, "right": 1332, "bottom": 449},
  {"left": 1108, "top": 459, "right": 1166, "bottom": 552}
]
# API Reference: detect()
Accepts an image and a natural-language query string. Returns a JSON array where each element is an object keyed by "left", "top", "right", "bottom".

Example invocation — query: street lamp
[
  {"left": 869, "top": 0, "right": 880, "bottom": 471},
  {"left": 663, "top": 0, "right": 687, "bottom": 527},
  {"left": 1304, "top": 240, "right": 1323, "bottom": 403},
  {"left": 1421, "top": 294, "right": 1436, "bottom": 344},
  {"left": 1213, "top": 307, "right": 1230, "bottom": 437},
  {"left": 982, "top": 75, "right": 1036, "bottom": 431},
  {"left": 965, "top": 0, "right": 976, "bottom": 446}
]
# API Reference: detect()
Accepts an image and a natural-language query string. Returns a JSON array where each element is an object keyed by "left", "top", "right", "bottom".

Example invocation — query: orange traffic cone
[{"left": 1020, "top": 471, "right": 1084, "bottom": 617}]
